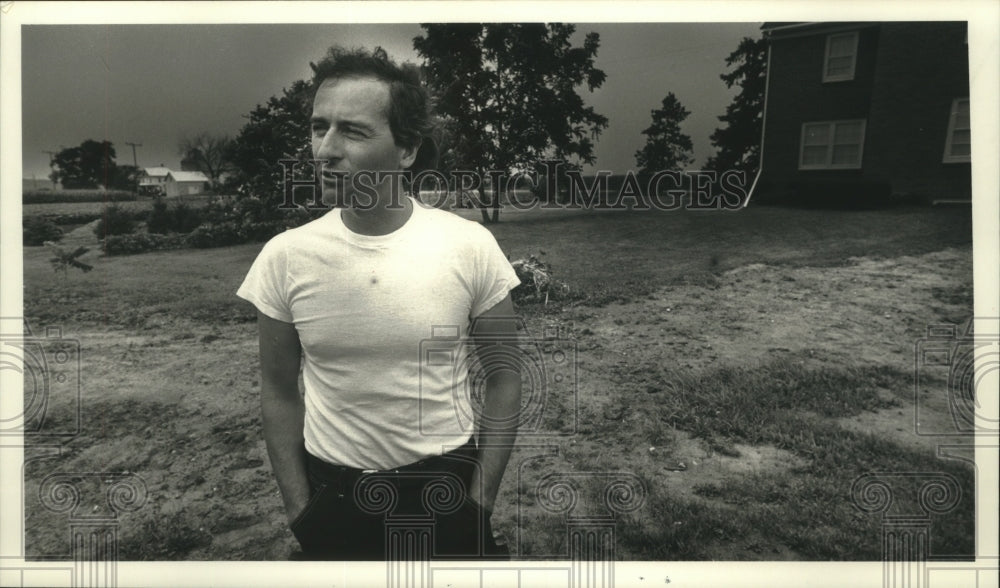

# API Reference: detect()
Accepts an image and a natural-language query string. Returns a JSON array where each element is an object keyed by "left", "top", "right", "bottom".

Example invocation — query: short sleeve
[
  {"left": 236, "top": 236, "right": 294, "bottom": 323},
  {"left": 469, "top": 225, "right": 521, "bottom": 318}
]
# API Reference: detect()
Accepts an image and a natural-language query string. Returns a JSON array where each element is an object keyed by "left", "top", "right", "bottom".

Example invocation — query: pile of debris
[{"left": 509, "top": 253, "right": 568, "bottom": 305}]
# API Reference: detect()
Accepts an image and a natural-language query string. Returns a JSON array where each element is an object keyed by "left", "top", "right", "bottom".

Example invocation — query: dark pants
[{"left": 289, "top": 439, "right": 509, "bottom": 560}]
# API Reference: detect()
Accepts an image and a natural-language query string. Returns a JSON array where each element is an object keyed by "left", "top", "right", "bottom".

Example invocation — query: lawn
[
  {"left": 23, "top": 204, "right": 971, "bottom": 328},
  {"left": 20, "top": 203, "right": 976, "bottom": 561}
]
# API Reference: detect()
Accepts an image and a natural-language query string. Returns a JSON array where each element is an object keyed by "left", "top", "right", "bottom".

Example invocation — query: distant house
[
  {"left": 165, "top": 170, "right": 210, "bottom": 197},
  {"left": 756, "top": 22, "right": 971, "bottom": 204},
  {"left": 139, "top": 167, "right": 172, "bottom": 195}
]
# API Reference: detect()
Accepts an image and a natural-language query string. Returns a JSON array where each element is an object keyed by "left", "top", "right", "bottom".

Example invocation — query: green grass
[
  {"left": 572, "top": 357, "right": 975, "bottom": 560},
  {"left": 485, "top": 205, "right": 971, "bottom": 303},
  {"left": 23, "top": 205, "right": 971, "bottom": 329}
]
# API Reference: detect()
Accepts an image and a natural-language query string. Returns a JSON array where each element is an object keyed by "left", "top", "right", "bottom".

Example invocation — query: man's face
[{"left": 310, "top": 76, "right": 416, "bottom": 206}]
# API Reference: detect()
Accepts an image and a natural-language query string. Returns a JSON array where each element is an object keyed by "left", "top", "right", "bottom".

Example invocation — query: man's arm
[
  {"left": 468, "top": 294, "right": 522, "bottom": 513},
  {"left": 257, "top": 310, "right": 311, "bottom": 524}
]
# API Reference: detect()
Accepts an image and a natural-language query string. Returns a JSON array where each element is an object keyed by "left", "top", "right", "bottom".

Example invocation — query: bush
[
  {"left": 186, "top": 220, "right": 285, "bottom": 249},
  {"left": 186, "top": 222, "right": 243, "bottom": 248},
  {"left": 146, "top": 198, "right": 172, "bottom": 234},
  {"left": 509, "top": 254, "right": 570, "bottom": 305},
  {"left": 36, "top": 212, "right": 104, "bottom": 226},
  {"left": 172, "top": 202, "right": 203, "bottom": 233},
  {"left": 100, "top": 233, "right": 188, "bottom": 256},
  {"left": 23, "top": 189, "right": 136, "bottom": 204},
  {"left": 94, "top": 204, "right": 137, "bottom": 238},
  {"left": 148, "top": 199, "right": 204, "bottom": 234},
  {"left": 23, "top": 217, "right": 64, "bottom": 246}
]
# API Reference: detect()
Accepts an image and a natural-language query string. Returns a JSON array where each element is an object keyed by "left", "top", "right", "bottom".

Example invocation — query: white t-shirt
[{"left": 237, "top": 199, "right": 520, "bottom": 469}]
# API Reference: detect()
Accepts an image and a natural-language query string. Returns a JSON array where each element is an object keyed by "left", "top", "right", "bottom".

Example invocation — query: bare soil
[{"left": 23, "top": 222, "right": 973, "bottom": 560}]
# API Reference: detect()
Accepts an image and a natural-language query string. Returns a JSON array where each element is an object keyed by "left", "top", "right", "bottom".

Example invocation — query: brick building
[{"left": 756, "top": 22, "right": 971, "bottom": 204}]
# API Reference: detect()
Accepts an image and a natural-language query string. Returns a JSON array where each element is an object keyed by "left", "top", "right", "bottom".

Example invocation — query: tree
[
  {"left": 414, "top": 24, "right": 608, "bottom": 223},
  {"left": 634, "top": 93, "right": 695, "bottom": 176},
  {"left": 228, "top": 80, "right": 312, "bottom": 198},
  {"left": 108, "top": 164, "right": 141, "bottom": 192},
  {"left": 178, "top": 133, "right": 235, "bottom": 190},
  {"left": 50, "top": 140, "right": 117, "bottom": 189},
  {"left": 705, "top": 36, "right": 767, "bottom": 175},
  {"left": 226, "top": 79, "right": 318, "bottom": 223}
]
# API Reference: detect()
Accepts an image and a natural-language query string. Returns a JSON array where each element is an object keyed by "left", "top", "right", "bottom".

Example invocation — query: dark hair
[{"left": 310, "top": 46, "right": 438, "bottom": 174}]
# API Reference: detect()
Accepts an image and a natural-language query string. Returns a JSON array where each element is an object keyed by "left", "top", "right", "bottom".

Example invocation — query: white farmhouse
[{"left": 139, "top": 167, "right": 171, "bottom": 194}]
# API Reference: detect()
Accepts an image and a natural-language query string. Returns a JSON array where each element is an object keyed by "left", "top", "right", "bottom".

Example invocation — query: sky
[{"left": 20, "top": 22, "right": 762, "bottom": 181}]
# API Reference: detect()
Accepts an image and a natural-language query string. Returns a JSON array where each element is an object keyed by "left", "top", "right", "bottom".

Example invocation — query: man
[{"left": 237, "top": 46, "right": 522, "bottom": 560}]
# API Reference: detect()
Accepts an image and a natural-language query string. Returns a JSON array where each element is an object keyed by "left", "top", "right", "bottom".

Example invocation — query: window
[
  {"left": 943, "top": 98, "right": 971, "bottom": 163},
  {"left": 799, "top": 120, "right": 866, "bottom": 170},
  {"left": 823, "top": 32, "right": 858, "bottom": 82}
]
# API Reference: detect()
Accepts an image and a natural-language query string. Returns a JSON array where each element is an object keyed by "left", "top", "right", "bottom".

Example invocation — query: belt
[{"left": 306, "top": 438, "right": 478, "bottom": 489}]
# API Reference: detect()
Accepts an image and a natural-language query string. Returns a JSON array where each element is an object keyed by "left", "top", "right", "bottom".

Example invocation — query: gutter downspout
[{"left": 744, "top": 38, "right": 772, "bottom": 208}]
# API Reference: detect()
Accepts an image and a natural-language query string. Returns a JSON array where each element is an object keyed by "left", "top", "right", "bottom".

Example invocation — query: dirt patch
[{"left": 23, "top": 247, "right": 973, "bottom": 560}]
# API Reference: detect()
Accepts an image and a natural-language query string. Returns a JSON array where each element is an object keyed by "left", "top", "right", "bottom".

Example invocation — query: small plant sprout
[{"left": 44, "top": 241, "right": 93, "bottom": 280}]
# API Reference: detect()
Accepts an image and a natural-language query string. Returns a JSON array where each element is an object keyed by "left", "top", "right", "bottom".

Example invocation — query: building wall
[
  {"left": 760, "top": 22, "right": 971, "bottom": 202},
  {"left": 866, "top": 22, "right": 970, "bottom": 199},
  {"left": 165, "top": 181, "right": 205, "bottom": 198}
]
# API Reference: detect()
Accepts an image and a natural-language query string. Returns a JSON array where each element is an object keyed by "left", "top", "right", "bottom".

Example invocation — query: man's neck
[{"left": 341, "top": 194, "right": 413, "bottom": 236}]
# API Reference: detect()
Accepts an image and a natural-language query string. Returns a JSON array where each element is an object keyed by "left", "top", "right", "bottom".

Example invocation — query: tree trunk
[
  {"left": 481, "top": 184, "right": 501, "bottom": 224},
  {"left": 478, "top": 186, "right": 491, "bottom": 224}
]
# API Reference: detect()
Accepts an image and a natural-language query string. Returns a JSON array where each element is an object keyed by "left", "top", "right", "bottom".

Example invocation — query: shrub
[
  {"left": 238, "top": 220, "right": 284, "bottom": 242},
  {"left": 94, "top": 204, "right": 136, "bottom": 238},
  {"left": 147, "top": 199, "right": 204, "bottom": 234},
  {"left": 100, "top": 233, "right": 188, "bottom": 256},
  {"left": 509, "top": 254, "right": 570, "bottom": 305},
  {"left": 172, "top": 203, "right": 203, "bottom": 233},
  {"left": 186, "top": 222, "right": 243, "bottom": 248},
  {"left": 186, "top": 220, "right": 285, "bottom": 249},
  {"left": 146, "top": 198, "right": 172, "bottom": 234},
  {"left": 23, "top": 217, "right": 64, "bottom": 246},
  {"left": 38, "top": 212, "right": 104, "bottom": 226}
]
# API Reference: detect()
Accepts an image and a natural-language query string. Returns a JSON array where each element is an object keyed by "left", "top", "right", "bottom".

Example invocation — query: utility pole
[
  {"left": 42, "top": 150, "right": 58, "bottom": 189},
  {"left": 125, "top": 141, "right": 142, "bottom": 195},
  {"left": 125, "top": 141, "right": 142, "bottom": 168}
]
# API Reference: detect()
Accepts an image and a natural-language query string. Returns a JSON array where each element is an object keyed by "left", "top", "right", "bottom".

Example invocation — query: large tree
[
  {"left": 50, "top": 140, "right": 117, "bottom": 189},
  {"left": 108, "top": 164, "right": 141, "bottom": 192},
  {"left": 414, "top": 23, "right": 608, "bottom": 223},
  {"left": 705, "top": 36, "right": 767, "bottom": 175},
  {"left": 226, "top": 79, "right": 315, "bottom": 220},
  {"left": 634, "top": 92, "right": 695, "bottom": 176},
  {"left": 178, "top": 132, "right": 235, "bottom": 190}
]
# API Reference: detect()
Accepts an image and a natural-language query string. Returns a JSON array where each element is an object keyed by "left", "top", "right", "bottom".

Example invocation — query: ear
[{"left": 398, "top": 139, "right": 420, "bottom": 170}]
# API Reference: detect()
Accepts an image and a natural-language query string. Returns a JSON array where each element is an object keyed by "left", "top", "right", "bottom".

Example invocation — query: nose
[{"left": 314, "top": 129, "right": 345, "bottom": 165}]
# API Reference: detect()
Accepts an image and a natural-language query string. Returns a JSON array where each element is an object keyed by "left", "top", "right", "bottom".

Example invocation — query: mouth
[
  {"left": 321, "top": 170, "right": 348, "bottom": 182},
  {"left": 321, "top": 172, "right": 351, "bottom": 194}
]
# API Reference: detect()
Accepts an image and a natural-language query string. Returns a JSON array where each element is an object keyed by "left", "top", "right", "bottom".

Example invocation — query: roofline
[
  {"left": 763, "top": 21, "right": 879, "bottom": 40},
  {"left": 761, "top": 22, "right": 818, "bottom": 33}
]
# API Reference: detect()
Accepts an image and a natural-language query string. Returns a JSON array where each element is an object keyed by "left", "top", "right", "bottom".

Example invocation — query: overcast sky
[{"left": 21, "top": 23, "right": 761, "bottom": 181}]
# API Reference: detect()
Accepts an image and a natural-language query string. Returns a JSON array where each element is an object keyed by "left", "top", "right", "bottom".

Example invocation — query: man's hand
[
  {"left": 468, "top": 294, "right": 522, "bottom": 514},
  {"left": 286, "top": 496, "right": 311, "bottom": 526}
]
